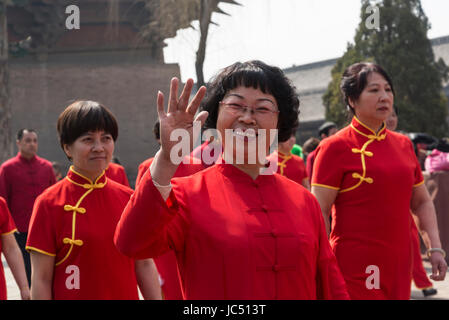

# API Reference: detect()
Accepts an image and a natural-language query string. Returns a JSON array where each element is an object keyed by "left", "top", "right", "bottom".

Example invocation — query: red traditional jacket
[
  {"left": 0, "top": 153, "right": 56, "bottom": 232},
  {"left": 135, "top": 156, "right": 205, "bottom": 300},
  {"left": 106, "top": 162, "right": 130, "bottom": 188},
  {"left": 267, "top": 151, "right": 308, "bottom": 185},
  {"left": 0, "top": 197, "right": 17, "bottom": 300},
  {"left": 116, "top": 161, "right": 349, "bottom": 300},
  {"left": 312, "top": 116, "right": 423, "bottom": 299},
  {"left": 27, "top": 167, "right": 138, "bottom": 300}
]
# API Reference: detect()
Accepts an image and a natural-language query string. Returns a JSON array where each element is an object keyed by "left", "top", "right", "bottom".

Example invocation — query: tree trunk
[
  {"left": 195, "top": 0, "right": 219, "bottom": 87},
  {"left": 0, "top": 1, "right": 12, "bottom": 164}
]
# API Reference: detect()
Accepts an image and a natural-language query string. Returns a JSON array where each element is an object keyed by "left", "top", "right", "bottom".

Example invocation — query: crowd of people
[{"left": 0, "top": 60, "right": 448, "bottom": 300}]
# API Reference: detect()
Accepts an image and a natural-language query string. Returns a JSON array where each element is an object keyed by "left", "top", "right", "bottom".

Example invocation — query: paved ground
[{"left": 2, "top": 254, "right": 449, "bottom": 300}]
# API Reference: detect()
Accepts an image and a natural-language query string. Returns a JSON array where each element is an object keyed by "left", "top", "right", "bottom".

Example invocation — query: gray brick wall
[{"left": 10, "top": 50, "right": 179, "bottom": 188}]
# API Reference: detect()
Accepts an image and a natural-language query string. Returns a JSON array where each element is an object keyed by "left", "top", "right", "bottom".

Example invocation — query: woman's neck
[
  {"left": 278, "top": 146, "right": 291, "bottom": 155},
  {"left": 355, "top": 116, "right": 384, "bottom": 134},
  {"left": 72, "top": 166, "right": 103, "bottom": 183},
  {"left": 222, "top": 153, "right": 262, "bottom": 180}
]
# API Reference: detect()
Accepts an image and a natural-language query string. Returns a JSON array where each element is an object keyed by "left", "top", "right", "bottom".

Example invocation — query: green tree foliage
[{"left": 323, "top": 0, "right": 449, "bottom": 137}]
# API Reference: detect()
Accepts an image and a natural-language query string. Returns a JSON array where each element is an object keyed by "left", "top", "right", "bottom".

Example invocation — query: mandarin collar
[
  {"left": 277, "top": 151, "right": 292, "bottom": 161},
  {"left": 350, "top": 116, "right": 387, "bottom": 140},
  {"left": 66, "top": 166, "right": 107, "bottom": 187},
  {"left": 18, "top": 152, "right": 37, "bottom": 163},
  {"left": 215, "top": 156, "right": 275, "bottom": 184}
]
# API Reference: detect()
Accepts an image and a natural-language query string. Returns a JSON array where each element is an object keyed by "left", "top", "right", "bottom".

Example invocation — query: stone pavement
[{"left": 3, "top": 254, "right": 449, "bottom": 300}]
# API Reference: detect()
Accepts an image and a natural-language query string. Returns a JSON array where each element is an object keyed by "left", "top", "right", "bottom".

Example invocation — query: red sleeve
[
  {"left": 298, "top": 156, "right": 308, "bottom": 180},
  {"left": 114, "top": 169, "right": 188, "bottom": 260},
  {"left": 49, "top": 165, "right": 56, "bottom": 186},
  {"left": 312, "top": 140, "right": 343, "bottom": 190},
  {"left": 313, "top": 198, "right": 350, "bottom": 299},
  {"left": 409, "top": 139, "right": 424, "bottom": 186},
  {"left": 0, "top": 197, "right": 16, "bottom": 235},
  {"left": 135, "top": 159, "right": 152, "bottom": 187},
  {"left": 26, "top": 195, "right": 57, "bottom": 256},
  {"left": 0, "top": 166, "right": 10, "bottom": 205},
  {"left": 117, "top": 166, "right": 130, "bottom": 188},
  {"left": 306, "top": 151, "right": 315, "bottom": 180}
]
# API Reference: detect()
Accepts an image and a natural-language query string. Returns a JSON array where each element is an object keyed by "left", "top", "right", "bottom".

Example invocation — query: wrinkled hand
[
  {"left": 429, "top": 252, "right": 447, "bottom": 281},
  {"left": 157, "top": 77, "right": 208, "bottom": 162}
]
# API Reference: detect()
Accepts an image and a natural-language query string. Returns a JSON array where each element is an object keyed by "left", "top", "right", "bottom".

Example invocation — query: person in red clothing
[
  {"left": 0, "top": 128, "right": 56, "bottom": 285},
  {"left": 115, "top": 60, "right": 349, "bottom": 300},
  {"left": 306, "top": 122, "right": 337, "bottom": 179},
  {"left": 1, "top": 197, "right": 30, "bottom": 300},
  {"left": 136, "top": 120, "right": 203, "bottom": 300},
  {"left": 311, "top": 62, "right": 447, "bottom": 299},
  {"left": 52, "top": 161, "right": 64, "bottom": 181},
  {"left": 266, "top": 132, "right": 310, "bottom": 190},
  {"left": 26, "top": 100, "right": 161, "bottom": 300},
  {"left": 106, "top": 161, "right": 130, "bottom": 187},
  {"left": 385, "top": 107, "right": 438, "bottom": 297}
]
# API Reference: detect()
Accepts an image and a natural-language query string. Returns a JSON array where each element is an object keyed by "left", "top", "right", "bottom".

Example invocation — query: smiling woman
[
  {"left": 114, "top": 60, "right": 350, "bottom": 300},
  {"left": 25, "top": 101, "right": 162, "bottom": 300}
]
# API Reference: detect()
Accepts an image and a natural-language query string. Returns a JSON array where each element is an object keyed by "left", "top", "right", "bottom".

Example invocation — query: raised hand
[{"left": 157, "top": 77, "right": 208, "bottom": 163}]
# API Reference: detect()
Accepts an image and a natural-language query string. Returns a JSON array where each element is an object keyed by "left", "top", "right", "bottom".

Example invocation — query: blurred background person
[
  {"left": 386, "top": 106, "right": 438, "bottom": 298},
  {"left": 52, "top": 161, "right": 64, "bottom": 182},
  {"left": 267, "top": 131, "right": 310, "bottom": 190},
  {"left": 306, "top": 121, "right": 337, "bottom": 179},
  {"left": 106, "top": 156, "right": 130, "bottom": 188},
  {"left": 0, "top": 128, "right": 56, "bottom": 286},
  {"left": 302, "top": 137, "right": 320, "bottom": 166}
]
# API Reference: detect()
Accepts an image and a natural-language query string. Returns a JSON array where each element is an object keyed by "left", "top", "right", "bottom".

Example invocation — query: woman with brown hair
[
  {"left": 311, "top": 62, "right": 446, "bottom": 299},
  {"left": 26, "top": 101, "right": 161, "bottom": 299}
]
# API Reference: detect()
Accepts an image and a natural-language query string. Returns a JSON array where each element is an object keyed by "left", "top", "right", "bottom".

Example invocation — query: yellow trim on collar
[
  {"left": 353, "top": 116, "right": 387, "bottom": 138},
  {"left": 67, "top": 166, "right": 107, "bottom": 189},
  {"left": 341, "top": 118, "right": 387, "bottom": 193},
  {"left": 56, "top": 166, "right": 107, "bottom": 267},
  {"left": 277, "top": 152, "right": 292, "bottom": 176}
]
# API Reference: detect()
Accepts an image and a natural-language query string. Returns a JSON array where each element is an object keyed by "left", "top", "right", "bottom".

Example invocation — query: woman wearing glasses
[{"left": 115, "top": 60, "right": 349, "bottom": 299}]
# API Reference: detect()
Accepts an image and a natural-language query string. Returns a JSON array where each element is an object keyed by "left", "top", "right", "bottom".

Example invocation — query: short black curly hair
[{"left": 200, "top": 60, "right": 300, "bottom": 143}]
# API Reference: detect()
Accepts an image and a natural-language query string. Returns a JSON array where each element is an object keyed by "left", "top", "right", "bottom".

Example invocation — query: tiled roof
[{"left": 286, "top": 35, "right": 449, "bottom": 124}]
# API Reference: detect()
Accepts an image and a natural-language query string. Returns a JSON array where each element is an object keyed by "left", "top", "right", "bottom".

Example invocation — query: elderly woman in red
[
  {"left": 26, "top": 101, "right": 161, "bottom": 299},
  {"left": 114, "top": 60, "right": 349, "bottom": 300},
  {"left": 311, "top": 62, "right": 447, "bottom": 300}
]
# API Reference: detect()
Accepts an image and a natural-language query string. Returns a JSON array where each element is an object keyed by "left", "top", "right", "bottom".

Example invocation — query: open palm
[{"left": 157, "top": 77, "right": 208, "bottom": 162}]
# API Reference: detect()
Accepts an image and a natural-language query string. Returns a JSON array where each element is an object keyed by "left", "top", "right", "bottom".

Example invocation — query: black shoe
[{"left": 422, "top": 288, "right": 438, "bottom": 297}]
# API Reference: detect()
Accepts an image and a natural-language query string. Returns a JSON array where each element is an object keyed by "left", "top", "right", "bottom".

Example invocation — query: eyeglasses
[{"left": 219, "top": 101, "right": 279, "bottom": 118}]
